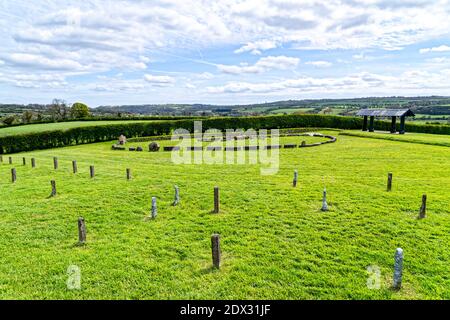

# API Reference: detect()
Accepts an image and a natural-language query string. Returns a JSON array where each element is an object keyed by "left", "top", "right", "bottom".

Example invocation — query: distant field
[
  {"left": 340, "top": 130, "right": 450, "bottom": 147},
  {"left": 0, "top": 121, "right": 156, "bottom": 137}
]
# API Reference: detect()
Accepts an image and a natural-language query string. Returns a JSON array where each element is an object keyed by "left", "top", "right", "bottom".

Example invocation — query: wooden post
[
  {"left": 419, "top": 194, "right": 427, "bottom": 219},
  {"left": 22, "top": 157, "right": 26, "bottom": 165},
  {"left": 9, "top": 156, "right": 12, "bottom": 164},
  {"left": 50, "top": 180, "right": 57, "bottom": 197},
  {"left": 387, "top": 173, "right": 393, "bottom": 191},
  {"left": 151, "top": 197, "right": 157, "bottom": 218},
  {"left": 393, "top": 248, "right": 403, "bottom": 290},
  {"left": 211, "top": 234, "right": 221, "bottom": 269},
  {"left": 126, "top": 168, "right": 131, "bottom": 180},
  {"left": 399, "top": 116, "right": 406, "bottom": 134},
  {"left": 362, "top": 115, "right": 368, "bottom": 131},
  {"left": 90, "top": 165, "right": 95, "bottom": 178},
  {"left": 369, "top": 116, "right": 375, "bottom": 132},
  {"left": 31, "top": 158, "right": 36, "bottom": 168},
  {"left": 172, "top": 185, "right": 180, "bottom": 206},
  {"left": 53, "top": 157, "right": 58, "bottom": 169},
  {"left": 78, "top": 217, "right": 87, "bottom": 244},
  {"left": 72, "top": 161, "right": 77, "bottom": 174},
  {"left": 293, "top": 170, "right": 298, "bottom": 187},
  {"left": 11, "top": 168, "right": 16, "bottom": 183},
  {"left": 390, "top": 116, "right": 397, "bottom": 134},
  {"left": 214, "top": 186, "right": 220, "bottom": 213}
]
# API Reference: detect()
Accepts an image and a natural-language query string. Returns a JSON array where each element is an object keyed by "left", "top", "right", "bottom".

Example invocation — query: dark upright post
[
  {"left": 390, "top": 116, "right": 397, "bottom": 134},
  {"left": 214, "top": 186, "right": 220, "bottom": 213},
  {"left": 369, "top": 116, "right": 375, "bottom": 132},
  {"left": 23, "top": 157, "right": 26, "bottom": 165},
  {"left": 50, "top": 180, "right": 57, "bottom": 197},
  {"left": 399, "top": 116, "right": 406, "bottom": 134},
  {"left": 387, "top": 173, "right": 393, "bottom": 191},
  {"left": 11, "top": 168, "right": 16, "bottom": 183},
  {"left": 90, "top": 166, "right": 95, "bottom": 178},
  {"left": 211, "top": 234, "right": 221, "bottom": 269},
  {"left": 78, "top": 217, "right": 87, "bottom": 244},
  {"left": 419, "top": 194, "right": 427, "bottom": 219},
  {"left": 31, "top": 158, "right": 36, "bottom": 168},
  {"left": 72, "top": 161, "right": 77, "bottom": 174},
  {"left": 126, "top": 168, "right": 131, "bottom": 180},
  {"left": 53, "top": 157, "right": 58, "bottom": 169},
  {"left": 362, "top": 116, "right": 368, "bottom": 131}
]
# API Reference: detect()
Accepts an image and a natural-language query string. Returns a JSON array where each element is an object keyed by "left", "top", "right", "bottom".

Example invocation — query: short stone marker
[
  {"left": 151, "top": 197, "right": 157, "bottom": 218},
  {"left": 293, "top": 170, "right": 298, "bottom": 187},
  {"left": 393, "top": 248, "right": 403, "bottom": 290},
  {"left": 172, "top": 185, "right": 180, "bottom": 206},
  {"left": 126, "top": 168, "right": 131, "bottom": 180},
  {"left": 321, "top": 188, "right": 329, "bottom": 211},
  {"left": 11, "top": 168, "right": 16, "bottom": 183},
  {"left": 22, "top": 157, "right": 26, "bottom": 166},
  {"left": 9, "top": 157, "right": 12, "bottom": 164},
  {"left": 31, "top": 158, "right": 36, "bottom": 168},
  {"left": 72, "top": 161, "right": 77, "bottom": 174},
  {"left": 387, "top": 173, "right": 393, "bottom": 191},
  {"left": 214, "top": 186, "right": 220, "bottom": 213},
  {"left": 78, "top": 217, "right": 87, "bottom": 244},
  {"left": 53, "top": 157, "right": 58, "bottom": 170},
  {"left": 211, "top": 234, "right": 221, "bottom": 269},
  {"left": 149, "top": 142, "right": 160, "bottom": 152},
  {"left": 90, "top": 165, "right": 95, "bottom": 178},
  {"left": 50, "top": 180, "right": 57, "bottom": 197},
  {"left": 419, "top": 194, "right": 427, "bottom": 219},
  {"left": 136, "top": 146, "right": 143, "bottom": 152}
]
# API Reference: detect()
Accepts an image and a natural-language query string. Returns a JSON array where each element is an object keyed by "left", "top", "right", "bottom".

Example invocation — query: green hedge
[{"left": 0, "top": 114, "right": 448, "bottom": 154}]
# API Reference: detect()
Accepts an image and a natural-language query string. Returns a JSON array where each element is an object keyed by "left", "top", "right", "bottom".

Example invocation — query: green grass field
[
  {"left": 0, "top": 120, "right": 156, "bottom": 137},
  {"left": 0, "top": 131, "right": 449, "bottom": 299}
]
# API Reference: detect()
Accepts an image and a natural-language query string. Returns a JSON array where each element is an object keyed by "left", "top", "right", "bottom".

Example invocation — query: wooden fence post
[
  {"left": 419, "top": 194, "right": 427, "bottom": 219},
  {"left": 23, "top": 157, "right": 26, "bottom": 166},
  {"left": 90, "top": 165, "right": 95, "bottom": 178},
  {"left": 211, "top": 234, "right": 221, "bottom": 268},
  {"left": 214, "top": 186, "right": 220, "bottom": 213},
  {"left": 78, "top": 217, "right": 87, "bottom": 244},
  {"left": 53, "top": 157, "right": 58, "bottom": 169},
  {"left": 11, "top": 168, "right": 16, "bottom": 183},
  {"left": 31, "top": 158, "right": 36, "bottom": 168},
  {"left": 321, "top": 188, "right": 329, "bottom": 211},
  {"left": 72, "top": 161, "right": 77, "bottom": 174},
  {"left": 387, "top": 173, "right": 393, "bottom": 191},
  {"left": 9, "top": 157, "right": 12, "bottom": 164},
  {"left": 126, "top": 168, "right": 131, "bottom": 180},
  {"left": 50, "top": 180, "right": 57, "bottom": 197}
]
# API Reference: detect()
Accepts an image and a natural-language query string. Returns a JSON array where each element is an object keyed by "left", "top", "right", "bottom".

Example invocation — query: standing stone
[
  {"left": 90, "top": 165, "right": 95, "bottom": 178},
  {"left": 22, "top": 157, "right": 26, "bottom": 166},
  {"left": 53, "top": 157, "right": 58, "bottom": 169},
  {"left": 321, "top": 188, "right": 329, "bottom": 211},
  {"left": 11, "top": 168, "right": 16, "bottom": 183},
  {"left": 211, "top": 234, "right": 221, "bottom": 269},
  {"left": 50, "top": 180, "right": 57, "bottom": 197},
  {"left": 214, "top": 186, "right": 220, "bottom": 213},
  {"left": 72, "top": 161, "right": 77, "bottom": 174},
  {"left": 31, "top": 158, "right": 36, "bottom": 168},
  {"left": 172, "top": 185, "right": 180, "bottom": 206},
  {"left": 148, "top": 142, "right": 160, "bottom": 152},
  {"left": 301, "top": 141, "right": 306, "bottom": 147},
  {"left": 9, "top": 157, "right": 12, "bottom": 164},
  {"left": 393, "top": 248, "right": 403, "bottom": 290},
  {"left": 419, "top": 194, "right": 427, "bottom": 219},
  {"left": 293, "top": 170, "right": 298, "bottom": 187},
  {"left": 78, "top": 217, "right": 87, "bottom": 244},
  {"left": 126, "top": 168, "right": 131, "bottom": 180},
  {"left": 387, "top": 173, "right": 393, "bottom": 191},
  {"left": 151, "top": 197, "right": 157, "bottom": 218}
]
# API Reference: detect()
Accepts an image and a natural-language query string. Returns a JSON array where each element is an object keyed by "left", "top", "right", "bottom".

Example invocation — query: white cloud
[
  {"left": 419, "top": 45, "right": 450, "bottom": 53},
  {"left": 234, "top": 39, "right": 280, "bottom": 55},
  {"left": 217, "top": 56, "right": 299, "bottom": 74},
  {"left": 144, "top": 74, "right": 175, "bottom": 85},
  {"left": 305, "top": 60, "right": 332, "bottom": 67}
]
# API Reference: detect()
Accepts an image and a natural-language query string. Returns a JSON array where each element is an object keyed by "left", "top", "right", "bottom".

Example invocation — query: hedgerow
[{"left": 0, "top": 114, "right": 448, "bottom": 154}]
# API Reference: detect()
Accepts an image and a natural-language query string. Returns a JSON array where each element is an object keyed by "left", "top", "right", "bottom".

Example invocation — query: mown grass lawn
[
  {"left": 0, "top": 131, "right": 449, "bottom": 299},
  {"left": 0, "top": 120, "right": 158, "bottom": 137}
]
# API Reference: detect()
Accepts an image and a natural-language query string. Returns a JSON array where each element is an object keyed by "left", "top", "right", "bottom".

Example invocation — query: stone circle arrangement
[{"left": 111, "top": 132, "right": 337, "bottom": 152}]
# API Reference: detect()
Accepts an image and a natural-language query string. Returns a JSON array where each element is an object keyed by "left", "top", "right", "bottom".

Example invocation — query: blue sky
[{"left": 1, "top": 0, "right": 450, "bottom": 107}]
